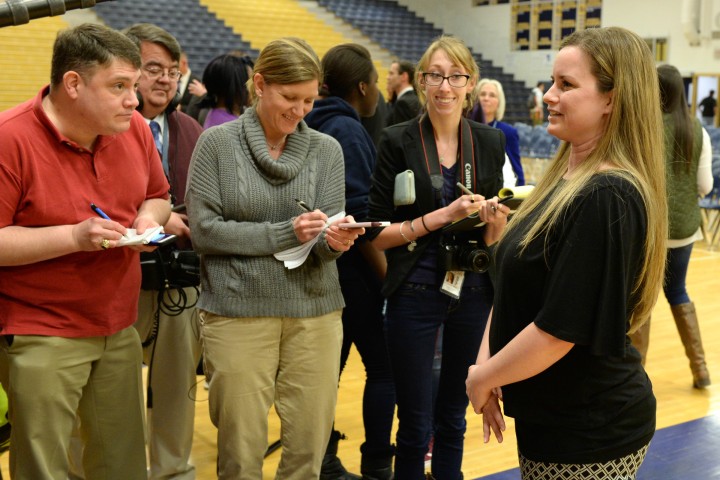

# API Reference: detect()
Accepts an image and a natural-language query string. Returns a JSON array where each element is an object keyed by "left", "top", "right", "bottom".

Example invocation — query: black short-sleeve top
[{"left": 490, "top": 173, "right": 655, "bottom": 464}]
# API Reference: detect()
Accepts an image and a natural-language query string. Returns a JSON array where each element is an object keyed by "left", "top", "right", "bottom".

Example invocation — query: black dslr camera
[{"left": 440, "top": 238, "right": 490, "bottom": 273}]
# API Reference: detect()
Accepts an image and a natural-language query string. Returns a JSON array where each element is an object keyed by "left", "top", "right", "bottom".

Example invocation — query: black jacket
[
  {"left": 367, "top": 116, "right": 506, "bottom": 297},
  {"left": 386, "top": 90, "right": 422, "bottom": 126}
]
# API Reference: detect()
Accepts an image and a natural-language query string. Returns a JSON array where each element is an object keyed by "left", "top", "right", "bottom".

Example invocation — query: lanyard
[{"left": 417, "top": 113, "right": 476, "bottom": 199}]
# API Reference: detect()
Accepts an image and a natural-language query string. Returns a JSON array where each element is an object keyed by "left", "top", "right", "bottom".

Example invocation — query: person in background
[
  {"left": 467, "top": 26, "right": 667, "bottom": 479},
  {"left": 124, "top": 23, "right": 205, "bottom": 480},
  {"left": 630, "top": 64, "right": 712, "bottom": 389},
  {"left": 361, "top": 92, "right": 390, "bottom": 148},
  {"left": 699, "top": 90, "right": 716, "bottom": 127},
  {"left": 366, "top": 35, "right": 506, "bottom": 479},
  {"left": 0, "top": 23, "right": 170, "bottom": 479},
  {"left": 305, "top": 43, "right": 396, "bottom": 480},
  {"left": 198, "top": 53, "right": 253, "bottom": 129},
  {"left": 386, "top": 60, "right": 422, "bottom": 126},
  {"left": 186, "top": 37, "right": 361, "bottom": 479},
  {"left": 477, "top": 78, "right": 524, "bottom": 186},
  {"left": 178, "top": 50, "right": 201, "bottom": 113},
  {"left": 529, "top": 81, "right": 545, "bottom": 126}
]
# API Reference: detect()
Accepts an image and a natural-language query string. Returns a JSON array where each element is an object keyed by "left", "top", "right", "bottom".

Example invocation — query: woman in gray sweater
[{"left": 186, "top": 38, "right": 360, "bottom": 479}]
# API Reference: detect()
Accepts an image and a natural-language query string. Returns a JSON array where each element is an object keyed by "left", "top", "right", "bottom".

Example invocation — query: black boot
[
  {"left": 320, "top": 430, "right": 361, "bottom": 480},
  {"left": 360, "top": 444, "right": 394, "bottom": 480}
]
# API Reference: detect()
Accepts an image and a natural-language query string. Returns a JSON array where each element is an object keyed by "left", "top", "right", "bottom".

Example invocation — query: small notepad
[
  {"left": 274, "top": 211, "right": 346, "bottom": 269},
  {"left": 117, "top": 226, "right": 166, "bottom": 246},
  {"left": 499, "top": 185, "right": 535, "bottom": 210}
]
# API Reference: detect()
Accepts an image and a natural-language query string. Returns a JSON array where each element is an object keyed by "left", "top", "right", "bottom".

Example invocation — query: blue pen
[
  {"left": 91, "top": 203, "right": 129, "bottom": 238},
  {"left": 90, "top": 203, "right": 112, "bottom": 220}
]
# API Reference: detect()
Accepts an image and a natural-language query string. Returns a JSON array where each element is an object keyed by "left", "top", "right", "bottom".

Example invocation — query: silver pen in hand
[{"left": 294, "top": 198, "right": 312, "bottom": 212}]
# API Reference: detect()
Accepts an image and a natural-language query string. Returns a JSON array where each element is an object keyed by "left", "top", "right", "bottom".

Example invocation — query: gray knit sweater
[{"left": 186, "top": 106, "right": 346, "bottom": 318}]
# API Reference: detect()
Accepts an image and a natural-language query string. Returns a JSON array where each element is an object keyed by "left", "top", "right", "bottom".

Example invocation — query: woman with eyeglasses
[{"left": 365, "top": 35, "right": 506, "bottom": 479}]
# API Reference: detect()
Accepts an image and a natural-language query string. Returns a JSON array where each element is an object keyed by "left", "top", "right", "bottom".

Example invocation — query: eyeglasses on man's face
[
  {"left": 421, "top": 72, "right": 471, "bottom": 88},
  {"left": 142, "top": 65, "right": 182, "bottom": 81}
]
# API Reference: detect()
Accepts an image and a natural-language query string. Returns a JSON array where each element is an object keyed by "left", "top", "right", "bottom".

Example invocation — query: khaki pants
[
  {"left": 67, "top": 288, "right": 202, "bottom": 480},
  {"left": 200, "top": 310, "right": 342, "bottom": 480},
  {"left": 0, "top": 327, "right": 146, "bottom": 480},
  {"left": 136, "top": 288, "right": 202, "bottom": 480}
]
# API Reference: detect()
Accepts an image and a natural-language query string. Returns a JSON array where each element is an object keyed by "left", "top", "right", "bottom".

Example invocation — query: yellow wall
[
  {"left": 200, "top": 0, "right": 389, "bottom": 96},
  {"left": 0, "top": 16, "right": 68, "bottom": 112}
]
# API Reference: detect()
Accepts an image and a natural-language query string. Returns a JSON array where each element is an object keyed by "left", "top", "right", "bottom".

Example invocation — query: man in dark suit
[
  {"left": 386, "top": 60, "right": 422, "bottom": 126},
  {"left": 178, "top": 50, "right": 202, "bottom": 114}
]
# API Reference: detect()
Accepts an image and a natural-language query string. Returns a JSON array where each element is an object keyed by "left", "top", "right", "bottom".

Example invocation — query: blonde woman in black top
[{"left": 467, "top": 27, "right": 667, "bottom": 479}]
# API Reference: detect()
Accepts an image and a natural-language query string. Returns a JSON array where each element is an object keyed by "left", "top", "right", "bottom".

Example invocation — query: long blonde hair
[{"left": 501, "top": 27, "right": 667, "bottom": 333}]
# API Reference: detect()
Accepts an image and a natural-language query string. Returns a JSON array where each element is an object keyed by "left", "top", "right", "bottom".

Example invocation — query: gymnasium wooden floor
[{"left": 1, "top": 241, "right": 718, "bottom": 479}]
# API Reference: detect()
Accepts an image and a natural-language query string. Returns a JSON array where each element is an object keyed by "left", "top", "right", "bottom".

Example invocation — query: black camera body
[
  {"left": 140, "top": 248, "right": 200, "bottom": 291},
  {"left": 440, "top": 239, "right": 490, "bottom": 273}
]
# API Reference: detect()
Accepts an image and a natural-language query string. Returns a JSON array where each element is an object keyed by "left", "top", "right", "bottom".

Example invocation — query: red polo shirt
[{"left": 0, "top": 87, "right": 170, "bottom": 337}]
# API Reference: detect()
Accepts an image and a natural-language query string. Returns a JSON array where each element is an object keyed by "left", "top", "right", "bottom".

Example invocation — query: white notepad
[
  {"left": 274, "top": 211, "right": 346, "bottom": 269},
  {"left": 116, "top": 226, "right": 166, "bottom": 246}
]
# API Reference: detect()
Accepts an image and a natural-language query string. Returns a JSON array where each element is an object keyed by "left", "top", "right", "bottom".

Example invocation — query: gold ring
[
  {"left": 100, "top": 239, "right": 110, "bottom": 250},
  {"left": 470, "top": 195, "right": 475, "bottom": 203},
  {"left": 343, "top": 239, "right": 350, "bottom": 246}
]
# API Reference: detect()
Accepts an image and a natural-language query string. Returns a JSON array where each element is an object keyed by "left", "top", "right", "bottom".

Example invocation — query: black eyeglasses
[
  {"left": 143, "top": 65, "right": 182, "bottom": 81},
  {"left": 421, "top": 72, "right": 471, "bottom": 88}
]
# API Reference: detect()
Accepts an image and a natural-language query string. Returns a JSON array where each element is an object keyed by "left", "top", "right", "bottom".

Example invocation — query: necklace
[
  {"left": 268, "top": 136, "right": 287, "bottom": 151},
  {"left": 437, "top": 137, "right": 457, "bottom": 164}
]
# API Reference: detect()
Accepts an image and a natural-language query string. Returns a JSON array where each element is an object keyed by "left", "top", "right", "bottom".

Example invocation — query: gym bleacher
[
  {"left": 1, "top": 0, "right": 545, "bottom": 154},
  {"left": 317, "top": 0, "right": 532, "bottom": 124},
  {"left": 93, "top": 0, "right": 258, "bottom": 80}
]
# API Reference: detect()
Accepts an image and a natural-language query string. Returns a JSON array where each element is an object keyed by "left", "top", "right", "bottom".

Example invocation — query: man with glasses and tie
[{"left": 123, "top": 23, "right": 203, "bottom": 480}]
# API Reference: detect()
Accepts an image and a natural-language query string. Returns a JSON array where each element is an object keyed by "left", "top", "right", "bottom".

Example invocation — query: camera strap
[
  {"left": 417, "top": 113, "right": 476, "bottom": 204},
  {"left": 418, "top": 115, "right": 477, "bottom": 298}
]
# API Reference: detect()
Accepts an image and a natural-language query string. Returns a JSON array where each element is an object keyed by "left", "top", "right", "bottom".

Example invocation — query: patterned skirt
[{"left": 519, "top": 444, "right": 650, "bottom": 480}]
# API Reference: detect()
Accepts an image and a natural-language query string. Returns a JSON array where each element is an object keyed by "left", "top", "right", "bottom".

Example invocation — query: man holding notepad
[{"left": 0, "top": 24, "right": 169, "bottom": 479}]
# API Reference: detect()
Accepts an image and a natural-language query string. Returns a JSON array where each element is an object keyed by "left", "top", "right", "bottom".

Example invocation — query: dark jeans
[
  {"left": 663, "top": 244, "right": 694, "bottom": 306},
  {"left": 386, "top": 278, "right": 493, "bottom": 480},
  {"left": 339, "top": 266, "right": 396, "bottom": 459}
]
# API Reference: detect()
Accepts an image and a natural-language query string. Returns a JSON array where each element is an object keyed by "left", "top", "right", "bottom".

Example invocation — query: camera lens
[
  {"left": 463, "top": 248, "right": 489, "bottom": 273},
  {"left": 455, "top": 241, "right": 489, "bottom": 273}
]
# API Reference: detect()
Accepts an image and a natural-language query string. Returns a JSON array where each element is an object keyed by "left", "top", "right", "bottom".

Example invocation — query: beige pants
[
  {"left": 0, "top": 327, "right": 146, "bottom": 480},
  {"left": 136, "top": 288, "right": 202, "bottom": 480},
  {"left": 67, "top": 289, "right": 202, "bottom": 480},
  {"left": 200, "top": 310, "right": 343, "bottom": 480}
]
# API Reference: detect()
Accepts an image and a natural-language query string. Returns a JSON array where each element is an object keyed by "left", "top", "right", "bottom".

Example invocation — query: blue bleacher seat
[{"left": 93, "top": 0, "right": 259, "bottom": 79}]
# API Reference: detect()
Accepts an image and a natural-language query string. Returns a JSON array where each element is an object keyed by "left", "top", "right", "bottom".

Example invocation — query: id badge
[{"left": 440, "top": 270, "right": 464, "bottom": 299}]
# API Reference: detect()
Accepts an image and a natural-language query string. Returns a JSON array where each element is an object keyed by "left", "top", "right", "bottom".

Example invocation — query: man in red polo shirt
[{"left": 0, "top": 23, "right": 170, "bottom": 480}]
